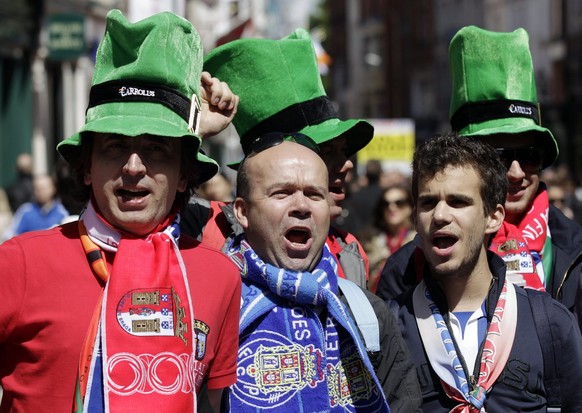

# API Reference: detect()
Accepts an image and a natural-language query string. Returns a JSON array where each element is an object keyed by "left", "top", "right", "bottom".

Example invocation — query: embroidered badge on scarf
[
  {"left": 489, "top": 185, "right": 552, "bottom": 291},
  {"left": 226, "top": 237, "right": 391, "bottom": 413}
]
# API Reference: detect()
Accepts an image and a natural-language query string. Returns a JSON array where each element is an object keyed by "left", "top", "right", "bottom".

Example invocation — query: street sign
[{"left": 47, "top": 14, "right": 85, "bottom": 60}]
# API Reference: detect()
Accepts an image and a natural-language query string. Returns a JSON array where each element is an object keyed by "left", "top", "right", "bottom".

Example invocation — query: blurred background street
[{"left": 2, "top": 0, "right": 582, "bottom": 232}]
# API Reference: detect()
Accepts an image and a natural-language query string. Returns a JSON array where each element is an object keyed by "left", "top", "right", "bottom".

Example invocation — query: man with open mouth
[
  {"left": 377, "top": 26, "right": 582, "bottom": 332},
  {"left": 394, "top": 133, "right": 582, "bottom": 412},
  {"left": 0, "top": 10, "right": 241, "bottom": 413},
  {"left": 181, "top": 28, "right": 374, "bottom": 290},
  {"left": 222, "top": 137, "right": 421, "bottom": 412}
]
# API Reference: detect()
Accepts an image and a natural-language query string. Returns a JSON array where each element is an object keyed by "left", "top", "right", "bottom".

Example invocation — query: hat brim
[
  {"left": 459, "top": 118, "right": 558, "bottom": 169},
  {"left": 227, "top": 117, "right": 374, "bottom": 170},
  {"left": 300, "top": 117, "right": 374, "bottom": 157},
  {"left": 57, "top": 102, "right": 219, "bottom": 184}
]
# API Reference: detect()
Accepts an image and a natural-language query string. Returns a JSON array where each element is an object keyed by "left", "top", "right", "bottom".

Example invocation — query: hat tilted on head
[
  {"left": 203, "top": 28, "right": 373, "bottom": 160},
  {"left": 57, "top": 9, "right": 218, "bottom": 183},
  {"left": 449, "top": 25, "right": 558, "bottom": 168}
]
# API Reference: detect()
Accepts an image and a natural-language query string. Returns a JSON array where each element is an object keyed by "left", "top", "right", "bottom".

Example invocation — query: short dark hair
[
  {"left": 412, "top": 132, "right": 507, "bottom": 216},
  {"left": 66, "top": 133, "right": 203, "bottom": 210},
  {"left": 236, "top": 157, "right": 251, "bottom": 200}
]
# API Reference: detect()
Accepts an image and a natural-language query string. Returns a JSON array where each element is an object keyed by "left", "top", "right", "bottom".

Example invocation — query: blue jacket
[
  {"left": 3, "top": 201, "right": 69, "bottom": 241},
  {"left": 397, "top": 252, "right": 582, "bottom": 412}
]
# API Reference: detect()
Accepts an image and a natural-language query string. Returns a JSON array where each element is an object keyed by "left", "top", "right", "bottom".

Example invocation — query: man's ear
[
  {"left": 83, "top": 169, "right": 92, "bottom": 186},
  {"left": 233, "top": 197, "right": 249, "bottom": 229},
  {"left": 485, "top": 204, "right": 505, "bottom": 235},
  {"left": 177, "top": 176, "right": 187, "bottom": 193},
  {"left": 412, "top": 206, "right": 418, "bottom": 231}
]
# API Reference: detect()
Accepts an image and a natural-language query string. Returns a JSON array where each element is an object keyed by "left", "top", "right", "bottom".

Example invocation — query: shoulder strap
[
  {"left": 218, "top": 203, "right": 244, "bottom": 253},
  {"left": 337, "top": 277, "right": 380, "bottom": 353},
  {"left": 335, "top": 236, "right": 367, "bottom": 289},
  {"left": 198, "top": 201, "right": 242, "bottom": 253},
  {"left": 526, "top": 289, "right": 562, "bottom": 409}
]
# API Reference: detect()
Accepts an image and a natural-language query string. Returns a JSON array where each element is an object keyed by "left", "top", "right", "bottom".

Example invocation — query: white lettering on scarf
[
  {"left": 325, "top": 317, "right": 340, "bottom": 353},
  {"left": 291, "top": 307, "right": 311, "bottom": 340},
  {"left": 522, "top": 212, "right": 549, "bottom": 242}
]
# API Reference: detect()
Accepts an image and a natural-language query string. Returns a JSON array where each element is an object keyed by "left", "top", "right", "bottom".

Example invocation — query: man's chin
[
  {"left": 282, "top": 250, "right": 323, "bottom": 272},
  {"left": 504, "top": 199, "right": 531, "bottom": 223}
]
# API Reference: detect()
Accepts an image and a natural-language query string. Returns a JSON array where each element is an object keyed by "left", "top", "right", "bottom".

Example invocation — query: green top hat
[
  {"left": 203, "top": 28, "right": 373, "bottom": 161},
  {"left": 57, "top": 9, "right": 218, "bottom": 183},
  {"left": 449, "top": 25, "right": 558, "bottom": 168}
]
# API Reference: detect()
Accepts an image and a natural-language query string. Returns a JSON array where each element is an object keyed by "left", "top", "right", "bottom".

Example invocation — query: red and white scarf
[
  {"left": 490, "top": 187, "right": 551, "bottom": 291},
  {"left": 413, "top": 278, "right": 518, "bottom": 412},
  {"left": 74, "top": 201, "right": 197, "bottom": 413}
]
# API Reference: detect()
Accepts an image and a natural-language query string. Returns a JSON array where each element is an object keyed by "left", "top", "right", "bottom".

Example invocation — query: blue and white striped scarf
[{"left": 226, "top": 236, "right": 390, "bottom": 413}]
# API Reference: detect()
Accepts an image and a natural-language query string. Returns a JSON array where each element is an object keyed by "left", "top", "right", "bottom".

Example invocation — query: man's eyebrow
[
  {"left": 417, "top": 193, "right": 473, "bottom": 203},
  {"left": 417, "top": 193, "right": 436, "bottom": 202},
  {"left": 265, "top": 182, "right": 327, "bottom": 193}
]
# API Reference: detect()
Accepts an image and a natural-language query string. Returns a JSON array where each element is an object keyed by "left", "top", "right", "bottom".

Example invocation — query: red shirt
[{"left": 0, "top": 222, "right": 241, "bottom": 412}]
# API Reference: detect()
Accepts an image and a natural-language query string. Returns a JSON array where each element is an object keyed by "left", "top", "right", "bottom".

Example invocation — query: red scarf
[
  {"left": 385, "top": 226, "right": 411, "bottom": 254},
  {"left": 75, "top": 202, "right": 197, "bottom": 412},
  {"left": 489, "top": 188, "right": 549, "bottom": 291}
]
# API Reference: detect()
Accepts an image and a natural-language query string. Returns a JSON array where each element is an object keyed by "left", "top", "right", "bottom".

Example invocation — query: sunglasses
[
  {"left": 495, "top": 147, "right": 543, "bottom": 173},
  {"left": 382, "top": 199, "right": 409, "bottom": 209},
  {"left": 244, "top": 132, "right": 320, "bottom": 157}
]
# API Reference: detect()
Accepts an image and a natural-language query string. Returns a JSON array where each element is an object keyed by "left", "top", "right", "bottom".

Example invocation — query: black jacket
[
  {"left": 397, "top": 253, "right": 582, "bottom": 412},
  {"left": 341, "top": 289, "right": 423, "bottom": 412},
  {"left": 545, "top": 204, "right": 582, "bottom": 312}
]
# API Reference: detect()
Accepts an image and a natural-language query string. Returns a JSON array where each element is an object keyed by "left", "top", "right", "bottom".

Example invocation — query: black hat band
[
  {"left": 451, "top": 99, "right": 540, "bottom": 132},
  {"left": 241, "top": 96, "right": 338, "bottom": 152},
  {"left": 88, "top": 79, "right": 193, "bottom": 124}
]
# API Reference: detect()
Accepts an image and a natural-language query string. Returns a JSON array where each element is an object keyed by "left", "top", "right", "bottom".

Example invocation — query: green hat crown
[
  {"left": 203, "top": 28, "right": 373, "bottom": 158},
  {"left": 449, "top": 25, "right": 558, "bottom": 167},
  {"left": 57, "top": 9, "right": 218, "bottom": 183}
]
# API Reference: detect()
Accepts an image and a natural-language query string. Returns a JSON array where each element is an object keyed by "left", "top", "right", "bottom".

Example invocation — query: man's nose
[
  {"left": 433, "top": 201, "right": 452, "bottom": 224},
  {"left": 334, "top": 156, "right": 353, "bottom": 175},
  {"left": 123, "top": 152, "right": 146, "bottom": 176},
  {"left": 290, "top": 192, "right": 311, "bottom": 216},
  {"left": 507, "top": 160, "right": 526, "bottom": 180}
]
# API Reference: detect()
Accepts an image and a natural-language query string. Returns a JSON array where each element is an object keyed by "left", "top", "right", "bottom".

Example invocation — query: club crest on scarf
[
  {"left": 231, "top": 318, "right": 381, "bottom": 411},
  {"left": 116, "top": 288, "right": 188, "bottom": 343},
  {"left": 489, "top": 185, "right": 551, "bottom": 291},
  {"left": 234, "top": 330, "right": 325, "bottom": 407}
]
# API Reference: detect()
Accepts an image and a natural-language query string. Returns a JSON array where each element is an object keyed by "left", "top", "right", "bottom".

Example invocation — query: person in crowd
[
  {"left": 0, "top": 10, "right": 241, "bottom": 412},
  {"left": 377, "top": 26, "right": 582, "bottom": 314},
  {"left": 547, "top": 183, "right": 575, "bottom": 220},
  {"left": 540, "top": 167, "right": 578, "bottom": 221},
  {"left": 223, "top": 137, "right": 422, "bottom": 412},
  {"left": 4, "top": 152, "right": 34, "bottom": 212},
  {"left": 195, "top": 172, "right": 234, "bottom": 202},
  {"left": 0, "top": 188, "right": 12, "bottom": 241},
  {"left": 2, "top": 173, "right": 69, "bottom": 241},
  {"left": 340, "top": 159, "right": 385, "bottom": 235},
  {"left": 181, "top": 28, "right": 374, "bottom": 289},
  {"left": 396, "top": 132, "right": 582, "bottom": 412},
  {"left": 359, "top": 184, "right": 416, "bottom": 293}
]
